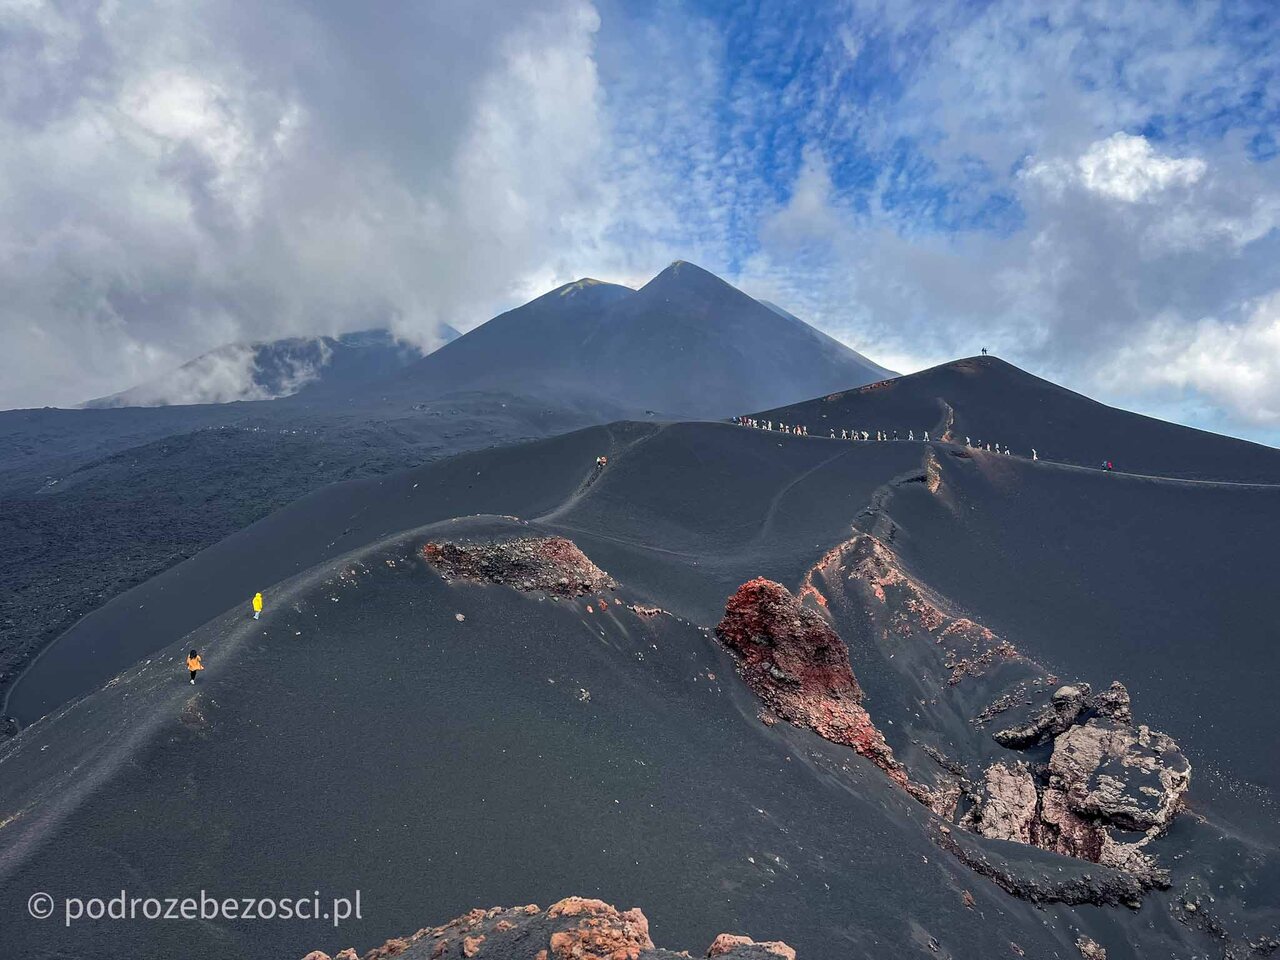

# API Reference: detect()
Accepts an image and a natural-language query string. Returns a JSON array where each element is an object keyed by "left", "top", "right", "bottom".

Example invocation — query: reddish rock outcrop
[
  {"left": 715, "top": 577, "right": 912, "bottom": 791},
  {"left": 298, "top": 898, "right": 794, "bottom": 960},
  {"left": 422, "top": 538, "right": 616, "bottom": 598},
  {"left": 707, "top": 934, "right": 797, "bottom": 959},
  {"left": 815, "top": 534, "right": 1022, "bottom": 686},
  {"left": 546, "top": 897, "right": 652, "bottom": 959},
  {"left": 1076, "top": 936, "right": 1107, "bottom": 959}
]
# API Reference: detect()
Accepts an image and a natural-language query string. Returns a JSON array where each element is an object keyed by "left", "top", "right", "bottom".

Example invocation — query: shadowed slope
[
  {"left": 4, "top": 423, "right": 662, "bottom": 724},
  {"left": 871, "top": 447, "right": 1280, "bottom": 802}
]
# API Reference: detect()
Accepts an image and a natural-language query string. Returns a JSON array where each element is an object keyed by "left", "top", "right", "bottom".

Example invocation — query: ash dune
[{"left": 3, "top": 360, "right": 1279, "bottom": 959}]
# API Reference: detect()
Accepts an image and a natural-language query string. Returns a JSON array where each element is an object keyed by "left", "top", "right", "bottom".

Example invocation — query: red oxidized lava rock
[
  {"left": 547, "top": 897, "right": 653, "bottom": 959},
  {"left": 422, "top": 537, "right": 616, "bottom": 598},
  {"left": 715, "top": 578, "right": 910, "bottom": 789},
  {"left": 297, "top": 897, "right": 787, "bottom": 959},
  {"left": 707, "top": 933, "right": 797, "bottom": 959}
]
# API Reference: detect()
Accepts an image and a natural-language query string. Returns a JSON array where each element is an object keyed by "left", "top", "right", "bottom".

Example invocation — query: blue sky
[{"left": 2, "top": 0, "right": 1279, "bottom": 443}]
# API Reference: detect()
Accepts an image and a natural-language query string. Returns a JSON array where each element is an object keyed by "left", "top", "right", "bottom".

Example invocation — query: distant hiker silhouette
[
  {"left": 252, "top": 591, "right": 263, "bottom": 620},
  {"left": 981, "top": 347, "right": 988, "bottom": 356},
  {"left": 187, "top": 650, "right": 203, "bottom": 685}
]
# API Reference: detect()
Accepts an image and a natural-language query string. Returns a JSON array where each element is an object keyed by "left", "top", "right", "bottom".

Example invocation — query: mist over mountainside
[{"left": 83, "top": 328, "right": 459, "bottom": 409}]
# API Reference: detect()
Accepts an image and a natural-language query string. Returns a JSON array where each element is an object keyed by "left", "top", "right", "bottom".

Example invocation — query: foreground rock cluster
[
  {"left": 719, "top": 533, "right": 1192, "bottom": 900},
  {"left": 298, "top": 897, "right": 796, "bottom": 960},
  {"left": 422, "top": 538, "right": 617, "bottom": 598}
]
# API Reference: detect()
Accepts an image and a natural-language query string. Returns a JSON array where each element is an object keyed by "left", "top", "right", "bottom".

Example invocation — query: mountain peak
[
  {"left": 653, "top": 258, "right": 717, "bottom": 280},
  {"left": 555, "top": 277, "right": 609, "bottom": 297},
  {"left": 640, "top": 259, "right": 747, "bottom": 302}
]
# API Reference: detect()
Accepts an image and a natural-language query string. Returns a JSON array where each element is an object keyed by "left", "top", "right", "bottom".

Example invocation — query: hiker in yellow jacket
[
  {"left": 187, "top": 650, "right": 204, "bottom": 685},
  {"left": 252, "top": 591, "right": 263, "bottom": 620}
]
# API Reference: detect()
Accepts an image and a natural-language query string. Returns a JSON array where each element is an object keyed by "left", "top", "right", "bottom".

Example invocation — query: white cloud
[
  {"left": 1025, "top": 133, "right": 1206, "bottom": 203},
  {"left": 1101, "top": 294, "right": 1280, "bottom": 425},
  {"left": 0, "top": 0, "right": 615, "bottom": 409}
]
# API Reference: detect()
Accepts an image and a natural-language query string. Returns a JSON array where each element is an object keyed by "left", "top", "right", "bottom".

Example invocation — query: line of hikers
[
  {"left": 733, "top": 416, "right": 809, "bottom": 436},
  {"left": 731, "top": 415, "right": 1050, "bottom": 463},
  {"left": 733, "top": 417, "right": 929, "bottom": 444}
]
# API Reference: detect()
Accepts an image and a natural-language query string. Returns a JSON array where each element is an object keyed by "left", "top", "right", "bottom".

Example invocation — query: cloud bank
[{"left": 0, "top": 0, "right": 610, "bottom": 408}]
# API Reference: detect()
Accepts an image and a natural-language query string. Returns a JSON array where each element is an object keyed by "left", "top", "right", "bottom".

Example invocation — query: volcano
[
  {"left": 2, "top": 350, "right": 1278, "bottom": 959},
  {"left": 377, "top": 262, "right": 892, "bottom": 417}
]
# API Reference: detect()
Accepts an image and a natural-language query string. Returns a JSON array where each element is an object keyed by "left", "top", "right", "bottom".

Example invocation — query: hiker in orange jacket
[{"left": 187, "top": 650, "right": 204, "bottom": 685}]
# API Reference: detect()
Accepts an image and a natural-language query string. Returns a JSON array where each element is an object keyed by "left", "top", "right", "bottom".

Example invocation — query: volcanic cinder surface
[{"left": 1, "top": 354, "right": 1278, "bottom": 960}]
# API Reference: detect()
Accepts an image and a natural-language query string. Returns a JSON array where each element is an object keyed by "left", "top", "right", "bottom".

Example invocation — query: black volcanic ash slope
[
  {"left": 0, "top": 396, "right": 611, "bottom": 710},
  {"left": 2, "top": 419, "right": 1278, "bottom": 960},
  {"left": 4, "top": 423, "right": 654, "bottom": 724},
  {"left": 757, "top": 354, "right": 1280, "bottom": 482}
]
